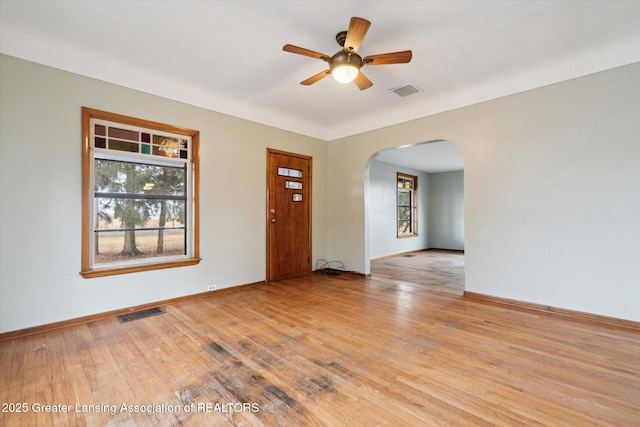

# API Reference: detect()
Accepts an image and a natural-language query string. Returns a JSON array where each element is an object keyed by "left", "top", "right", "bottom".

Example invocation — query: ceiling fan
[{"left": 283, "top": 17, "right": 412, "bottom": 90}]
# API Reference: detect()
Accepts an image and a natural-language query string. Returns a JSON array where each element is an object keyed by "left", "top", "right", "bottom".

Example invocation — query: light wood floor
[
  {"left": 1, "top": 250, "right": 639, "bottom": 426},
  {"left": 370, "top": 249, "right": 465, "bottom": 295}
]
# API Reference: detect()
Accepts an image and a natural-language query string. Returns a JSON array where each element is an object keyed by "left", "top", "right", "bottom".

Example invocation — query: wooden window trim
[{"left": 80, "top": 107, "right": 200, "bottom": 278}]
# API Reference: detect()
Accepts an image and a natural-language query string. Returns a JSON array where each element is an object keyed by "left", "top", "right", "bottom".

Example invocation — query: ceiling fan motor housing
[{"left": 329, "top": 50, "right": 363, "bottom": 71}]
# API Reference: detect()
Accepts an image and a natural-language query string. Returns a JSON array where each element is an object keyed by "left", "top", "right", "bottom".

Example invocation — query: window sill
[
  {"left": 80, "top": 258, "right": 201, "bottom": 279},
  {"left": 397, "top": 233, "right": 419, "bottom": 239}
]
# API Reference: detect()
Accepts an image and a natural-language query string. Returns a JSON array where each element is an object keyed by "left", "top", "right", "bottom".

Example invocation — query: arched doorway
[{"left": 364, "top": 140, "right": 465, "bottom": 293}]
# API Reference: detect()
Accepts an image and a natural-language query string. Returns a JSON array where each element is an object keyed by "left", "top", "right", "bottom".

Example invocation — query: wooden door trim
[{"left": 266, "top": 148, "right": 313, "bottom": 282}]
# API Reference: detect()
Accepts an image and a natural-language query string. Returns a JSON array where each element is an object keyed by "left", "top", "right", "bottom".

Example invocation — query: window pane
[
  {"left": 398, "top": 191, "right": 411, "bottom": 206},
  {"left": 398, "top": 220, "right": 411, "bottom": 234},
  {"left": 109, "top": 127, "right": 139, "bottom": 141},
  {"left": 108, "top": 139, "right": 139, "bottom": 153},
  {"left": 94, "top": 229, "right": 185, "bottom": 265},
  {"left": 398, "top": 207, "right": 411, "bottom": 221},
  {"left": 153, "top": 135, "right": 180, "bottom": 158},
  {"left": 153, "top": 135, "right": 179, "bottom": 148},
  {"left": 95, "top": 199, "right": 186, "bottom": 230},
  {"left": 94, "top": 159, "right": 185, "bottom": 195},
  {"left": 153, "top": 145, "right": 179, "bottom": 158}
]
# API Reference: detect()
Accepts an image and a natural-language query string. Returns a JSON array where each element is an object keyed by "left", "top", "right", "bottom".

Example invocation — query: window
[
  {"left": 81, "top": 108, "right": 200, "bottom": 278},
  {"left": 397, "top": 173, "right": 418, "bottom": 238}
]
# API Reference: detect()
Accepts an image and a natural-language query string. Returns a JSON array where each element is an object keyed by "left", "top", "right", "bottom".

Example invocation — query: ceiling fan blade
[
  {"left": 300, "top": 70, "right": 331, "bottom": 86},
  {"left": 363, "top": 50, "right": 413, "bottom": 65},
  {"left": 343, "top": 17, "right": 371, "bottom": 53},
  {"left": 353, "top": 71, "right": 373, "bottom": 90},
  {"left": 283, "top": 44, "right": 331, "bottom": 61}
]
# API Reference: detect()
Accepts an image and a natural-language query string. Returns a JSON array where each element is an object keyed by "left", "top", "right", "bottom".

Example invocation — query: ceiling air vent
[{"left": 390, "top": 84, "right": 423, "bottom": 98}]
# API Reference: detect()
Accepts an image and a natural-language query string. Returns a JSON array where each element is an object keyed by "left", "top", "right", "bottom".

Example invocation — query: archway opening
[{"left": 364, "top": 140, "right": 465, "bottom": 293}]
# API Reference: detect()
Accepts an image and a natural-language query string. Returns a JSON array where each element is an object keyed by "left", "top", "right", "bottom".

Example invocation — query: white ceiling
[
  {"left": 2, "top": 1, "right": 640, "bottom": 163},
  {"left": 375, "top": 141, "right": 464, "bottom": 173}
]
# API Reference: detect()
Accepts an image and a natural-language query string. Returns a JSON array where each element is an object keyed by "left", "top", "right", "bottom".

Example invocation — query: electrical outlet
[{"left": 207, "top": 285, "right": 217, "bottom": 291}]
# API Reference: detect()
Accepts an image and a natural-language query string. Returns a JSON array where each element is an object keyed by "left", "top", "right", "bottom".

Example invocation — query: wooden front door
[{"left": 266, "top": 149, "right": 312, "bottom": 282}]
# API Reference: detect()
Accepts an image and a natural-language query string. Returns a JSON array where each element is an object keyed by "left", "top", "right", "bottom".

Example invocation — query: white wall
[
  {"left": 0, "top": 55, "right": 328, "bottom": 333},
  {"left": 328, "top": 62, "right": 640, "bottom": 322},
  {"left": 429, "top": 170, "right": 464, "bottom": 250},
  {"left": 367, "top": 160, "right": 429, "bottom": 259}
]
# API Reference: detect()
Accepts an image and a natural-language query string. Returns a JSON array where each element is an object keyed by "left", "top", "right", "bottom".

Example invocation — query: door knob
[{"left": 271, "top": 218, "right": 276, "bottom": 223}]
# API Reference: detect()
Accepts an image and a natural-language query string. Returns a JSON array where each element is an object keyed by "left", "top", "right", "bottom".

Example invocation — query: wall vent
[{"left": 390, "top": 84, "right": 423, "bottom": 98}]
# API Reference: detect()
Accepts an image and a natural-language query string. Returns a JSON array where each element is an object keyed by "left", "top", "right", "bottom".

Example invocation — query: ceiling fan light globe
[{"left": 332, "top": 64, "right": 359, "bottom": 83}]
